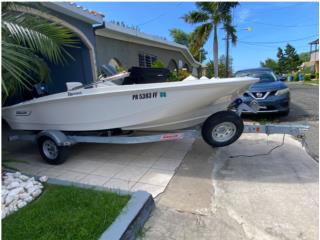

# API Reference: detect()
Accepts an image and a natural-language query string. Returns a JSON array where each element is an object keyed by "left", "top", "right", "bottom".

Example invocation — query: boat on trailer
[
  {"left": 2, "top": 73, "right": 256, "bottom": 131},
  {"left": 3, "top": 72, "right": 308, "bottom": 165}
]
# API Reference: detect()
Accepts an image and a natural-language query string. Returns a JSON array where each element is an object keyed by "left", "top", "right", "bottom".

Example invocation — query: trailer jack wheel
[
  {"left": 38, "top": 136, "right": 68, "bottom": 165},
  {"left": 202, "top": 111, "right": 244, "bottom": 147}
]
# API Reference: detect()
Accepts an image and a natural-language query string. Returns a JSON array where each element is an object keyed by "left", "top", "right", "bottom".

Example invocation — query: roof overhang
[
  {"left": 42, "top": 2, "right": 104, "bottom": 25},
  {"left": 96, "top": 23, "right": 201, "bottom": 68}
]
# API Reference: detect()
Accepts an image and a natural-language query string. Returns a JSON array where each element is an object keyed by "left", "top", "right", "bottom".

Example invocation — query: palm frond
[
  {"left": 222, "top": 7, "right": 238, "bottom": 45},
  {"left": 182, "top": 11, "right": 210, "bottom": 24},
  {"left": 1, "top": 2, "right": 78, "bottom": 100},
  {"left": 195, "top": 2, "right": 218, "bottom": 14},
  {"left": 2, "top": 42, "right": 50, "bottom": 97},
  {"left": 189, "top": 23, "right": 213, "bottom": 54},
  {"left": 2, "top": 19, "right": 78, "bottom": 65}
]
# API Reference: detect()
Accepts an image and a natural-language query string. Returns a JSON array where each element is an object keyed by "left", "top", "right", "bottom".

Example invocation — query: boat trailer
[
  {"left": 8, "top": 123, "right": 309, "bottom": 164},
  {"left": 7, "top": 101, "right": 309, "bottom": 164},
  {"left": 8, "top": 124, "right": 309, "bottom": 145}
]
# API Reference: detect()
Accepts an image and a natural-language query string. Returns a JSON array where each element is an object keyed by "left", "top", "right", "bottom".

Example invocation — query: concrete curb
[
  {"left": 99, "top": 191, "right": 155, "bottom": 240},
  {"left": 4, "top": 171, "right": 155, "bottom": 240}
]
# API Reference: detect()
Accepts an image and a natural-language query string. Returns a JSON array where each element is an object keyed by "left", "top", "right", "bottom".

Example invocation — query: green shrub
[
  {"left": 151, "top": 59, "right": 165, "bottom": 68},
  {"left": 168, "top": 69, "right": 190, "bottom": 82},
  {"left": 115, "top": 66, "right": 127, "bottom": 73},
  {"left": 293, "top": 73, "right": 299, "bottom": 81},
  {"left": 304, "top": 74, "right": 311, "bottom": 81},
  {"left": 316, "top": 73, "right": 319, "bottom": 80},
  {"left": 301, "top": 66, "right": 312, "bottom": 74}
]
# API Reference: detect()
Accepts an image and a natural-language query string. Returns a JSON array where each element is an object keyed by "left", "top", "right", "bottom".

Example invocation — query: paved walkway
[
  {"left": 143, "top": 134, "right": 318, "bottom": 240},
  {"left": 3, "top": 130, "right": 193, "bottom": 197}
]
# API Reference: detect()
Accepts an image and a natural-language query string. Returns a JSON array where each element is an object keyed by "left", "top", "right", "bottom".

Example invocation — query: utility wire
[
  {"left": 137, "top": 2, "right": 183, "bottom": 27},
  {"left": 239, "top": 21, "right": 318, "bottom": 28},
  {"left": 238, "top": 34, "right": 318, "bottom": 45}
]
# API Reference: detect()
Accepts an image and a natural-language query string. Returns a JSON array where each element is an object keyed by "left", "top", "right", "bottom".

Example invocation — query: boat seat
[{"left": 122, "top": 67, "right": 169, "bottom": 85}]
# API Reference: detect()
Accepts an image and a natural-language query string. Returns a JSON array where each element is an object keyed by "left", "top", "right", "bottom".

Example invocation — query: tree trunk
[
  {"left": 213, "top": 24, "right": 219, "bottom": 78},
  {"left": 225, "top": 32, "right": 229, "bottom": 78}
]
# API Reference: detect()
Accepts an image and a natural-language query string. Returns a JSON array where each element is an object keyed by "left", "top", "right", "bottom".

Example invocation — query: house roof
[
  {"left": 42, "top": 2, "right": 104, "bottom": 24},
  {"left": 309, "top": 38, "right": 319, "bottom": 45},
  {"left": 96, "top": 22, "right": 201, "bottom": 68}
]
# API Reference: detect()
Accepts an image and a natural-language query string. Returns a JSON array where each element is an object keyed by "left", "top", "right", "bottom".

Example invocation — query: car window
[{"left": 235, "top": 71, "right": 277, "bottom": 82}]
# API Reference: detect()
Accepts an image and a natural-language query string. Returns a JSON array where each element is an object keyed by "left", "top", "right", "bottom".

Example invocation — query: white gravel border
[{"left": 2, "top": 172, "right": 48, "bottom": 219}]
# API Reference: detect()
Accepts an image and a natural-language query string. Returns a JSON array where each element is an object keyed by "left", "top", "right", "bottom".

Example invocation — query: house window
[{"left": 138, "top": 53, "right": 157, "bottom": 67}]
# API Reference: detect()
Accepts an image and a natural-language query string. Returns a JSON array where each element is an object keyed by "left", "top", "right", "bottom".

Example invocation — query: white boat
[{"left": 2, "top": 74, "right": 257, "bottom": 132}]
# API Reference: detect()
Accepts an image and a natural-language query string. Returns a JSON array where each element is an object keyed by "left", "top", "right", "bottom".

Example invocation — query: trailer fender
[{"left": 37, "top": 130, "right": 75, "bottom": 146}]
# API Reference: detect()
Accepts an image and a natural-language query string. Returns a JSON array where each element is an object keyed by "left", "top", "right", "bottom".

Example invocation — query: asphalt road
[
  {"left": 284, "top": 82, "right": 319, "bottom": 122},
  {"left": 243, "top": 82, "right": 319, "bottom": 161}
]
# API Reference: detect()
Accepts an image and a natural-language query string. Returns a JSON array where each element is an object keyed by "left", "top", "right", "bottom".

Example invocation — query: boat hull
[{"left": 2, "top": 78, "right": 257, "bottom": 131}]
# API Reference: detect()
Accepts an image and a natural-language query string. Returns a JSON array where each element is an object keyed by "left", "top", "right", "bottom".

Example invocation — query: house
[
  {"left": 95, "top": 22, "right": 201, "bottom": 76},
  {"left": 309, "top": 39, "right": 319, "bottom": 74},
  {"left": 19, "top": 2, "right": 201, "bottom": 96}
]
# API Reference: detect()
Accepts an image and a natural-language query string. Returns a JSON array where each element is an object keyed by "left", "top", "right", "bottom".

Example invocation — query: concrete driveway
[{"left": 143, "top": 134, "right": 318, "bottom": 240}]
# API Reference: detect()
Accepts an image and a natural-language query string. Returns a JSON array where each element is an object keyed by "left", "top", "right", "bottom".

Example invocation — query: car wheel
[
  {"left": 279, "top": 109, "right": 290, "bottom": 116},
  {"left": 201, "top": 111, "right": 244, "bottom": 147}
]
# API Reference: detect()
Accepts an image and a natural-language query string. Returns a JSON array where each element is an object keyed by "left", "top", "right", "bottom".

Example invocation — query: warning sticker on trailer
[{"left": 160, "top": 133, "right": 184, "bottom": 141}]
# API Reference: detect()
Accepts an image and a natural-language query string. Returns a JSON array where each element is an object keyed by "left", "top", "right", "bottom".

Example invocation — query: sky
[{"left": 78, "top": 1, "right": 319, "bottom": 71}]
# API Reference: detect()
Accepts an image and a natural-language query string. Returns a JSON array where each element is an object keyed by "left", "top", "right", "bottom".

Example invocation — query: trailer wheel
[
  {"left": 201, "top": 111, "right": 244, "bottom": 147},
  {"left": 38, "top": 137, "right": 68, "bottom": 165}
]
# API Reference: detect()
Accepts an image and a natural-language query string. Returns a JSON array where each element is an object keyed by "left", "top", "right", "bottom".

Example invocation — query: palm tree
[
  {"left": 183, "top": 2, "right": 238, "bottom": 77},
  {"left": 170, "top": 28, "right": 207, "bottom": 62},
  {"left": 223, "top": 6, "right": 238, "bottom": 77},
  {"left": 2, "top": 2, "right": 78, "bottom": 101}
]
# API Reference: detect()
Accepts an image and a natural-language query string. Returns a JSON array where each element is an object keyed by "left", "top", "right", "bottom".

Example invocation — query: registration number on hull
[{"left": 132, "top": 91, "right": 166, "bottom": 100}]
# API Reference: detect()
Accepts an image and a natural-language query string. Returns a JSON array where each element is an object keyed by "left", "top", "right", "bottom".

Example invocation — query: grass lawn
[{"left": 2, "top": 184, "right": 130, "bottom": 240}]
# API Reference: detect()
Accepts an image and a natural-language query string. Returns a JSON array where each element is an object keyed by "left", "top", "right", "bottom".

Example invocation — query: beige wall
[{"left": 95, "top": 36, "right": 198, "bottom": 75}]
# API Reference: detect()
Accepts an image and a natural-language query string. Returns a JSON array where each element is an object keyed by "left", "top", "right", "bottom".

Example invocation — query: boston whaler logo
[
  {"left": 68, "top": 91, "right": 82, "bottom": 96},
  {"left": 15, "top": 110, "right": 31, "bottom": 116},
  {"left": 132, "top": 91, "right": 167, "bottom": 100}
]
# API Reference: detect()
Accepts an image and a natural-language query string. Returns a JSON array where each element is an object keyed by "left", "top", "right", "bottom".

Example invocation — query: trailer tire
[
  {"left": 38, "top": 136, "right": 68, "bottom": 165},
  {"left": 202, "top": 111, "right": 244, "bottom": 147}
]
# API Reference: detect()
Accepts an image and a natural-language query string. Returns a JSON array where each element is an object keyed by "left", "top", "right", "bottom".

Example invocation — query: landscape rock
[
  {"left": 2, "top": 209, "right": 7, "bottom": 219},
  {"left": 1, "top": 172, "right": 45, "bottom": 219},
  {"left": 7, "top": 181, "right": 20, "bottom": 190},
  {"left": 5, "top": 195, "right": 16, "bottom": 206},
  {"left": 7, "top": 187, "right": 24, "bottom": 197},
  {"left": 13, "top": 172, "right": 21, "bottom": 178},
  {"left": 31, "top": 190, "right": 41, "bottom": 198},
  {"left": 39, "top": 176, "right": 48, "bottom": 183},
  {"left": 17, "top": 200, "right": 27, "bottom": 209},
  {"left": 19, "top": 175, "right": 29, "bottom": 181}
]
